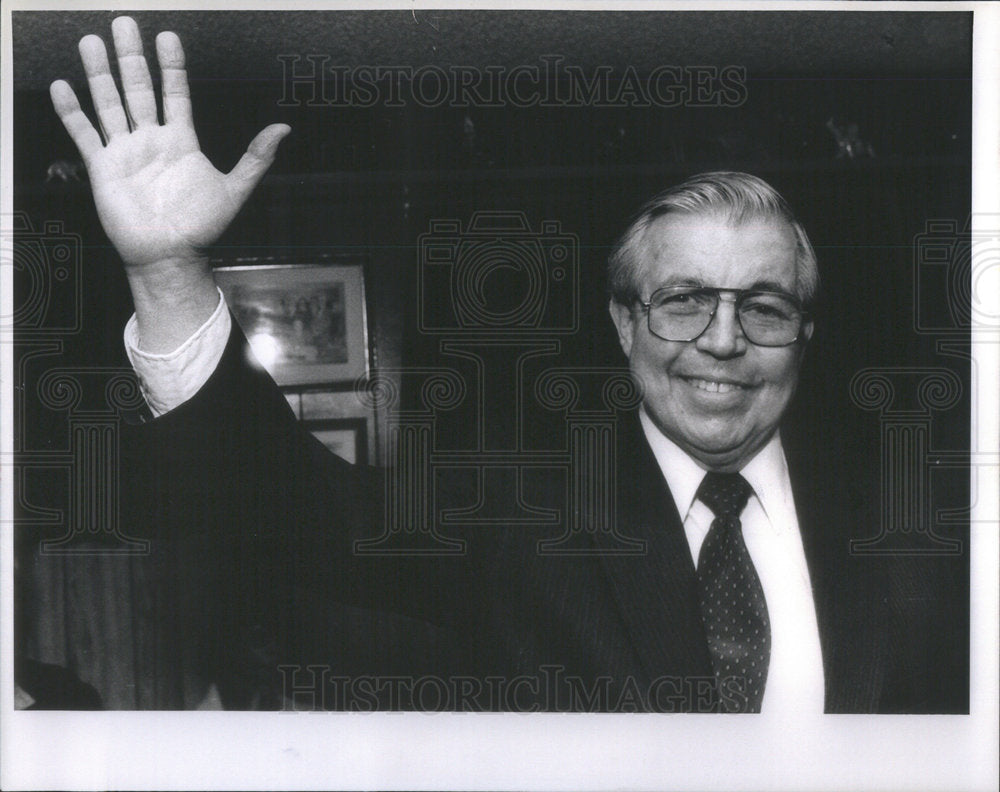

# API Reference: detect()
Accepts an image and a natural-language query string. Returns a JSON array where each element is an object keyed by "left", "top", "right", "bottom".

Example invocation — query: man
[
  {"left": 604, "top": 182, "right": 824, "bottom": 713},
  {"left": 49, "top": 17, "right": 965, "bottom": 712}
]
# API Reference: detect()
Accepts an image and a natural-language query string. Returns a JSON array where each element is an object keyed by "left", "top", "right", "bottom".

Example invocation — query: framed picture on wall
[
  {"left": 302, "top": 417, "right": 369, "bottom": 465},
  {"left": 214, "top": 263, "right": 369, "bottom": 386}
]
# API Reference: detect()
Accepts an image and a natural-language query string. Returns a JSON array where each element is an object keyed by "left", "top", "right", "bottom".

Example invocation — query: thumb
[{"left": 226, "top": 123, "right": 291, "bottom": 204}]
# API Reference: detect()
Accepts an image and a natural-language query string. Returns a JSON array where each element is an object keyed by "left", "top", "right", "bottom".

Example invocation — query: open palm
[{"left": 51, "top": 17, "right": 289, "bottom": 268}]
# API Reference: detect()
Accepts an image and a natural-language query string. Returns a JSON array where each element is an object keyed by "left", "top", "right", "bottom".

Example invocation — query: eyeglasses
[{"left": 639, "top": 286, "right": 809, "bottom": 347}]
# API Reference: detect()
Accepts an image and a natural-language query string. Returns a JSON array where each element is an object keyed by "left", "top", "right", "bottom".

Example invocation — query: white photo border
[{"left": 1, "top": 2, "right": 996, "bottom": 791}]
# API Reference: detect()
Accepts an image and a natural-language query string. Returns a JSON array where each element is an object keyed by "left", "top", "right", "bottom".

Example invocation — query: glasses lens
[
  {"left": 646, "top": 287, "right": 803, "bottom": 345},
  {"left": 739, "top": 292, "right": 802, "bottom": 345},
  {"left": 648, "top": 287, "right": 716, "bottom": 341}
]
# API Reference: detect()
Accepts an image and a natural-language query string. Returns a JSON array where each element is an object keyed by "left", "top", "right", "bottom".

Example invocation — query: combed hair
[{"left": 607, "top": 172, "right": 819, "bottom": 308}]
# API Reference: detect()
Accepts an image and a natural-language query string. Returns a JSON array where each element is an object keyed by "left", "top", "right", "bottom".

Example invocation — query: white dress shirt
[
  {"left": 124, "top": 288, "right": 231, "bottom": 417},
  {"left": 639, "top": 408, "right": 826, "bottom": 715},
  {"left": 125, "top": 300, "right": 827, "bottom": 714}
]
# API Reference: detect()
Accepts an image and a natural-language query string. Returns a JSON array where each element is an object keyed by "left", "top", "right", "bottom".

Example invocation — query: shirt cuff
[{"left": 124, "top": 288, "right": 232, "bottom": 417}]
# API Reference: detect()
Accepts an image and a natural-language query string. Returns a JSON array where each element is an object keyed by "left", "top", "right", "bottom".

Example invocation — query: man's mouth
[{"left": 680, "top": 376, "right": 748, "bottom": 394}]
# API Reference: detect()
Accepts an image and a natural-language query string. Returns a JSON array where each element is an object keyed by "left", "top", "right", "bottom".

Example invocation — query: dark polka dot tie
[{"left": 695, "top": 472, "right": 770, "bottom": 713}]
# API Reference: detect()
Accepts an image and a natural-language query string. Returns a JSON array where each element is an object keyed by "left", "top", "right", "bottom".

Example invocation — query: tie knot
[{"left": 696, "top": 472, "right": 753, "bottom": 519}]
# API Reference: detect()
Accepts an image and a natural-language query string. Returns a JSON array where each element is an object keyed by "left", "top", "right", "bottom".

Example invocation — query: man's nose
[{"left": 694, "top": 297, "right": 747, "bottom": 358}]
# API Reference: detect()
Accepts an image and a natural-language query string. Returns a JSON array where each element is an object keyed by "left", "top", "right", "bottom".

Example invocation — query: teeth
[{"left": 687, "top": 378, "right": 742, "bottom": 393}]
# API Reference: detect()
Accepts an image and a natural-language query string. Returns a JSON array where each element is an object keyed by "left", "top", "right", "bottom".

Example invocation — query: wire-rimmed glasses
[{"left": 639, "top": 286, "right": 809, "bottom": 347}]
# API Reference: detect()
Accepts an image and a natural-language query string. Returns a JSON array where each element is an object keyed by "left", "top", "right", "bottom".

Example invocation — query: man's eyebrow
[
  {"left": 651, "top": 277, "right": 793, "bottom": 292},
  {"left": 653, "top": 277, "right": 704, "bottom": 289},
  {"left": 748, "top": 279, "right": 791, "bottom": 293}
]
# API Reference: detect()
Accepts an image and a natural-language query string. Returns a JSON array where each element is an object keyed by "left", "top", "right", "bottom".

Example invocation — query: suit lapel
[
  {"left": 786, "top": 439, "right": 889, "bottom": 713},
  {"left": 592, "top": 412, "right": 715, "bottom": 693}
]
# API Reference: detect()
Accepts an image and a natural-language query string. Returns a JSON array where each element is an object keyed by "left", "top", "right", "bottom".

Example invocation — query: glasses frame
[{"left": 638, "top": 285, "right": 811, "bottom": 347}]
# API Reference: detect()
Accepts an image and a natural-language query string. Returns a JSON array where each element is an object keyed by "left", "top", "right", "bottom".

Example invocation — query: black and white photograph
[{"left": 2, "top": 3, "right": 997, "bottom": 790}]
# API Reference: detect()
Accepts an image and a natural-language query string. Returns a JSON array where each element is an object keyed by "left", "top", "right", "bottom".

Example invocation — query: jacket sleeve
[{"left": 118, "top": 320, "right": 468, "bottom": 707}]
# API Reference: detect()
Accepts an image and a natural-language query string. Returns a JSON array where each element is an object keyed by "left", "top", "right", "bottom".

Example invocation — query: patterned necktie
[{"left": 695, "top": 471, "right": 770, "bottom": 713}]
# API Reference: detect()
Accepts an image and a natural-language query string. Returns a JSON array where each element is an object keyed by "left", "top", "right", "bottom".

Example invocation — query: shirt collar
[
  {"left": 639, "top": 407, "right": 706, "bottom": 522},
  {"left": 638, "top": 406, "right": 791, "bottom": 531}
]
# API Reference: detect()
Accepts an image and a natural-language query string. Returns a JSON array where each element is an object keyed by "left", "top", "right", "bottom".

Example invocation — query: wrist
[{"left": 126, "top": 257, "right": 220, "bottom": 354}]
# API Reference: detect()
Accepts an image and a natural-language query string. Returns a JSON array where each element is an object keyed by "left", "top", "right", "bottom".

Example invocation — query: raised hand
[{"left": 50, "top": 16, "right": 290, "bottom": 351}]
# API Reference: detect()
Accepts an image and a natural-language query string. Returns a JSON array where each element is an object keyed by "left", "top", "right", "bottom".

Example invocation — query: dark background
[{"left": 12, "top": 9, "right": 971, "bottom": 708}]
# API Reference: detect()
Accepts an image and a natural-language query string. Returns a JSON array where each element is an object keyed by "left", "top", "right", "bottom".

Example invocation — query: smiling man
[
  {"left": 605, "top": 174, "right": 824, "bottom": 713},
  {"left": 609, "top": 190, "right": 814, "bottom": 473}
]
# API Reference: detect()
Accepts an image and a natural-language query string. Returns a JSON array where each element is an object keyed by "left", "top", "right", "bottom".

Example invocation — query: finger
[
  {"left": 226, "top": 124, "right": 291, "bottom": 204},
  {"left": 112, "top": 16, "right": 158, "bottom": 128},
  {"left": 155, "top": 31, "right": 192, "bottom": 128},
  {"left": 79, "top": 34, "right": 129, "bottom": 141},
  {"left": 50, "top": 80, "right": 104, "bottom": 161}
]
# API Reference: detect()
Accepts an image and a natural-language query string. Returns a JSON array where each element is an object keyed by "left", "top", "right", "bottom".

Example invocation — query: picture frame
[
  {"left": 214, "top": 262, "right": 369, "bottom": 386},
  {"left": 302, "top": 417, "right": 369, "bottom": 465}
]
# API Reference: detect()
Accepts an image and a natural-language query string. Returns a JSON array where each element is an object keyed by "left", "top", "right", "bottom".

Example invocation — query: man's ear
[
  {"left": 796, "top": 318, "right": 814, "bottom": 362},
  {"left": 609, "top": 298, "right": 637, "bottom": 358},
  {"left": 800, "top": 318, "right": 814, "bottom": 344}
]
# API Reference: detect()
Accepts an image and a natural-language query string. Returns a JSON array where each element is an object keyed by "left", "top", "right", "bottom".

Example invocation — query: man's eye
[
  {"left": 658, "top": 290, "right": 711, "bottom": 308},
  {"left": 742, "top": 299, "right": 794, "bottom": 320},
  {"left": 745, "top": 303, "right": 781, "bottom": 316}
]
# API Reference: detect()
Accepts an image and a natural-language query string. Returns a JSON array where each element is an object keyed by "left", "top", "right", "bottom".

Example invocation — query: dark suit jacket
[{"left": 120, "top": 325, "right": 967, "bottom": 712}]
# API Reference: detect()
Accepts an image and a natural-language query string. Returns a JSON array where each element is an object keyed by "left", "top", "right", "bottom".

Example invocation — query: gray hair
[{"left": 607, "top": 171, "right": 819, "bottom": 308}]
